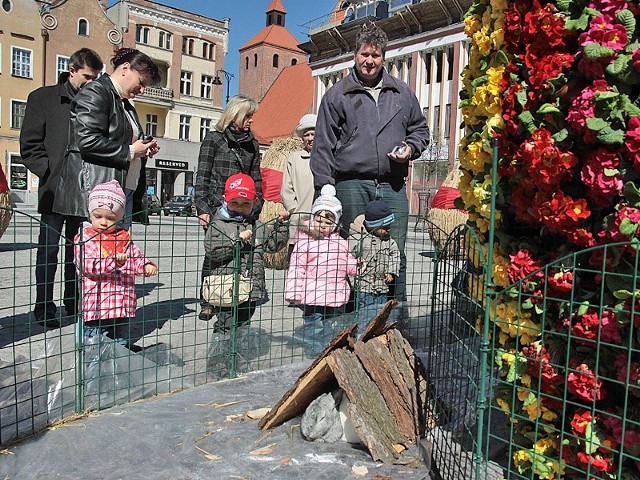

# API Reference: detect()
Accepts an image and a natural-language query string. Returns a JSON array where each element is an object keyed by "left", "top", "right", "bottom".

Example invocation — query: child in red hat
[{"left": 199, "top": 173, "right": 289, "bottom": 334}]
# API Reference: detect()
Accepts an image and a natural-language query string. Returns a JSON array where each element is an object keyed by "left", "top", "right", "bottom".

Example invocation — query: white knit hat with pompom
[{"left": 311, "top": 185, "right": 342, "bottom": 230}]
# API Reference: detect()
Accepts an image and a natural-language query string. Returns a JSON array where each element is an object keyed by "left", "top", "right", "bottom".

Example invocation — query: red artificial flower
[
  {"left": 567, "top": 364, "right": 605, "bottom": 402},
  {"left": 581, "top": 148, "right": 624, "bottom": 208},
  {"left": 508, "top": 249, "right": 544, "bottom": 284},
  {"left": 624, "top": 116, "right": 640, "bottom": 171},
  {"left": 547, "top": 269, "right": 573, "bottom": 295}
]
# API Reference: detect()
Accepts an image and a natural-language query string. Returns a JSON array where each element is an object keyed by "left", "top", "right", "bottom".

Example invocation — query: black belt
[{"left": 336, "top": 173, "right": 400, "bottom": 184}]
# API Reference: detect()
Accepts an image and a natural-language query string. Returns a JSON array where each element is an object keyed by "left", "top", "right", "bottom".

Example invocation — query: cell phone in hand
[
  {"left": 142, "top": 135, "right": 154, "bottom": 144},
  {"left": 391, "top": 145, "right": 407, "bottom": 155}
]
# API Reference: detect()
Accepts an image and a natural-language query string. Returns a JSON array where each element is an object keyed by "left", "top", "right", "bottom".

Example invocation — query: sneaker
[
  {"left": 34, "top": 314, "right": 61, "bottom": 329},
  {"left": 198, "top": 306, "right": 215, "bottom": 321}
]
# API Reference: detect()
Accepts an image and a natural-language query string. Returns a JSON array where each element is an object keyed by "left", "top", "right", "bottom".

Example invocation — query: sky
[{"left": 108, "top": 0, "right": 338, "bottom": 97}]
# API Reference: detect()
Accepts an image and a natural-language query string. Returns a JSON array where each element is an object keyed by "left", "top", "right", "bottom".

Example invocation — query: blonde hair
[{"left": 214, "top": 94, "right": 259, "bottom": 132}]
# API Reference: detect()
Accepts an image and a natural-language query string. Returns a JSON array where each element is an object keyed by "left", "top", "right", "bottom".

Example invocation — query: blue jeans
[
  {"left": 302, "top": 305, "right": 342, "bottom": 356},
  {"left": 34, "top": 213, "right": 82, "bottom": 320},
  {"left": 334, "top": 179, "right": 408, "bottom": 300},
  {"left": 121, "top": 188, "right": 136, "bottom": 230},
  {"left": 356, "top": 292, "right": 388, "bottom": 333}
]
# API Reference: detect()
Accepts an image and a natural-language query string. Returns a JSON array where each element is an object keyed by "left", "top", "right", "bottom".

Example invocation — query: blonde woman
[{"left": 194, "top": 94, "right": 262, "bottom": 320}]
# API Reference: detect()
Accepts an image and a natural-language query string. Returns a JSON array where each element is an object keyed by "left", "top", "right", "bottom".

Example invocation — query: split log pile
[{"left": 258, "top": 301, "right": 429, "bottom": 463}]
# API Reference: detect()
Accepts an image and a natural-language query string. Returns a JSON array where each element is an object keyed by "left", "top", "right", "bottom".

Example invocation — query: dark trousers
[
  {"left": 334, "top": 179, "right": 408, "bottom": 300},
  {"left": 34, "top": 213, "right": 82, "bottom": 320}
]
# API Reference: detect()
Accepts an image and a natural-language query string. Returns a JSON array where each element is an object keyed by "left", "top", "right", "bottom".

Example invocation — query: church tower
[{"left": 238, "top": 0, "right": 307, "bottom": 102}]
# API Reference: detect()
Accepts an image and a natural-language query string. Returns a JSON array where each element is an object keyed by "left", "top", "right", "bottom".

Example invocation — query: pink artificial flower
[
  {"left": 581, "top": 148, "right": 624, "bottom": 208},
  {"left": 625, "top": 116, "right": 640, "bottom": 171},
  {"left": 567, "top": 363, "right": 605, "bottom": 401}
]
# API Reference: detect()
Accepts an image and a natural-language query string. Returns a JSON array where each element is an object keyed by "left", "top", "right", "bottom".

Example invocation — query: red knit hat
[{"left": 224, "top": 173, "right": 256, "bottom": 201}]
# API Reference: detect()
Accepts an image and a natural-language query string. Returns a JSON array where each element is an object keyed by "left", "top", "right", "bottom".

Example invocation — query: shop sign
[{"left": 156, "top": 159, "right": 188, "bottom": 171}]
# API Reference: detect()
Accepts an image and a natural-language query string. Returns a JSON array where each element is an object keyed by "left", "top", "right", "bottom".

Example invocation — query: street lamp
[{"left": 212, "top": 69, "right": 234, "bottom": 105}]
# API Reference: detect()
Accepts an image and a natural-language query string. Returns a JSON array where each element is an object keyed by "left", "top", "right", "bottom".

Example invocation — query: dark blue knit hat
[{"left": 364, "top": 200, "right": 394, "bottom": 228}]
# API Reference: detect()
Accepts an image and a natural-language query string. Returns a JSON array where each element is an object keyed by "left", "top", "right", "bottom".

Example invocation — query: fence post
[
  {"left": 474, "top": 137, "right": 500, "bottom": 479},
  {"left": 75, "top": 236, "right": 85, "bottom": 413},
  {"left": 228, "top": 236, "right": 242, "bottom": 378}
]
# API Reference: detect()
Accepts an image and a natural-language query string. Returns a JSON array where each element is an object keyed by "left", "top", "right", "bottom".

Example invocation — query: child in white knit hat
[
  {"left": 285, "top": 185, "right": 363, "bottom": 357},
  {"left": 74, "top": 180, "right": 157, "bottom": 350}
]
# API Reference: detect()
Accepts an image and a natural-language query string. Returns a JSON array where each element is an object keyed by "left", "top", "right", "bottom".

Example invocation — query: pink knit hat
[{"left": 88, "top": 180, "right": 126, "bottom": 217}]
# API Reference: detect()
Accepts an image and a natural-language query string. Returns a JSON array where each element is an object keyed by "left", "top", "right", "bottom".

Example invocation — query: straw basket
[
  {"left": 426, "top": 167, "right": 467, "bottom": 255},
  {"left": 0, "top": 164, "right": 11, "bottom": 239},
  {"left": 259, "top": 137, "right": 303, "bottom": 270}
]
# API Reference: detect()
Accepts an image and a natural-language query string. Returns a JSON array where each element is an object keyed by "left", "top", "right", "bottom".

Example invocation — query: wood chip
[
  {"left": 194, "top": 445, "right": 222, "bottom": 461},
  {"left": 246, "top": 407, "right": 271, "bottom": 419},
  {"left": 352, "top": 465, "right": 368, "bottom": 476},
  {"left": 249, "top": 443, "right": 276, "bottom": 455}
]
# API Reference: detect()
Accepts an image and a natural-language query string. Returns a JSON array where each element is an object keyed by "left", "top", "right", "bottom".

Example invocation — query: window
[
  {"left": 136, "top": 25, "right": 150, "bottom": 44},
  {"left": 435, "top": 50, "right": 443, "bottom": 83},
  {"left": 182, "top": 38, "right": 194, "bottom": 55},
  {"left": 202, "top": 42, "right": 214, "bottom": 60},
  {"left": 276, "top": 13, "right": 283, "bottom": 25},
  {"left": 291, "top": 58, "right": 297, "bottom": 66},
  {"left": 158, "top": 31, "right": 172, "bottom": 50},
  {"left": 56, "top": 55, "right": 69, "bottom": 80},
  {"left": 145, "top": 114, "right": 158, "bottom": 137},
  {"left": 11, "top": 100, "right": 26, "bottom": 129},
  {"left": 78, "top": 18, "right": 88, "bottom": 36},
  {"left": 273, "top": 54, "right": 279, "bottom": 68},
  {"left": 444, "top": 104, "right": 451, "bottom": 139},
  {"left": 447, "top": 46, "right": 454, "bottom": 81},
  {"left": 180, "top": 71, "right": 192, "bottom": 96},
  {"left": 200, "top": 118, "right": 211, "bottom": 141},
  {"left": 179, "top": 115, "right": 191, "bottom": 141},
  {"left": 11, "top": 47, "right": 32, "bottom": 78},
  {"left": 201, "top": 75, "right": 213, "bottom": 99},
  {"left": 245, "top": 56, "right": 249, "bottom": 70},
  {"left": 9, "top": 155, "right": 27, "bottom": 191},
  {"left": 2, "top": 0, "right": 12, "bottom": 13},
  {"left": 433, "top": 105, "right": 441, "bottom": 140},
  {"left": 424, "top": 52, "right": 432, "bottom": 84},
  {"left": 254, "top": 53, "right": 257, "bottom": 67}
]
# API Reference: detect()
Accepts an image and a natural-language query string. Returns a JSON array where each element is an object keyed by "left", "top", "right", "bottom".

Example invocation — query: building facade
[
  {"left": 238, "top": 0, "right": 307, "bottom": 103},
  {"left": 299, "top": 0, "right": 472, "bottom": 214},
  {"left": 0, "top": 0, "right": 44, "bottom": 204},
  {"left": 108, "top": 0, "right": 229, "bottom": 204}
]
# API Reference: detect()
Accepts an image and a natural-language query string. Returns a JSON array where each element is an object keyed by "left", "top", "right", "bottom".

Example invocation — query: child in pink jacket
[
  {"left": 74, "top": 180, "right": 158, "bottom": 350},
  {"left": 285, "top": 185, "right": 361, "bottom": 356}
]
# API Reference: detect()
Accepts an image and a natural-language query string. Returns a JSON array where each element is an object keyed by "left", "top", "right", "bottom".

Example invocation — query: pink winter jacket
[{"left": 285, "top": 219, "right": 361, "bottom": 307}]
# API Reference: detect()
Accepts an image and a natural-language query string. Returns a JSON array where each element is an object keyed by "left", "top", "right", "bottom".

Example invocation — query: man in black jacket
[{"left": 20, "top": 48, "right": 103, "bottom": 328}]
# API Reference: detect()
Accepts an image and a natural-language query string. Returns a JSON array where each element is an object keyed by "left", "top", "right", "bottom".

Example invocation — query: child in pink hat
[{"left": 74, "top": 180, "right": 157, "bottom": 350}]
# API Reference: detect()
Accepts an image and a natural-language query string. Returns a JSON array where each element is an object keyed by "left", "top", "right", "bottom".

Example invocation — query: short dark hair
[
  {"left": 111, "top": 48, "right": 161, "bottom": 86},
  {"left": 69, "top": 48, "right": 103, "bottom": 71},
  {"left": 355, "top": 21, "right": 388, "bottom": 55}
]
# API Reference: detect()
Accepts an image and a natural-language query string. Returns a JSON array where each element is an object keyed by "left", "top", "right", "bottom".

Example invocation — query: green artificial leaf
[
  {"left": 552, "top": 129, "right": 569, "bottom": 142},
  {"left": 597, "top": 127, "right": 625, "bottom": 145},
  {"left": 624, "top": 182, "right": 640, "bottom": 206},
  {"left": 585, "top": 117, "right": 609, "bottom": 131},
  {"left": 616, "top": 9, "right": 636, "bottom": 38},
  {"left": 606, "top": 54, "right": 631, "bottom": 77},
  {"left": 577, "top": 301, "right": 590, "bottom": 316},
  {"left": 538, "top": 103, "right": 561, "bottom": 115},
  {"left": 496, "top": 49, "right": 509, "bottom": 66},
  {"left": 595, "top": 91, "right": 620, "bottom": 101},
  {"left": 583, "top": 421, "right": 602, "bottom": 455},
  {"left": 516, "top": 89, "right": 527, "bottom": 107},
  {"left": 619, "top": 217, "right": 639, "bottom": 236},
  {"left": 604, "top": 167, "right": 620, "bottom": 177},
  {"left": 534, "top": 303, "right": 544, "bottom": 315},
  {"left": 472, "top": 74, "right": 489, "bottom": 87},
  {"left": 556, "top": 0, "right": 571, "bottom": 11},
  {"left": 584, "top": 42, "right": 615, "bottom": 60},
  {"left": 565, "top": 13, "right": 590, "bottom": 31},
  {"left": 459, "top": 99, "right": 476, "bottom": 108},
  {"left": 506, "top": 353, "right": 527, "bottom": 382},
  {"left": 518, "top": 111, "right": 537, "bottom": 134}
]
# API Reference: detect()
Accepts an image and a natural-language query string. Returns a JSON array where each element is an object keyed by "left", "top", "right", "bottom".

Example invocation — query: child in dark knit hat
[{"left": 349, "top": 199, "right": 400, "bottom": 333}]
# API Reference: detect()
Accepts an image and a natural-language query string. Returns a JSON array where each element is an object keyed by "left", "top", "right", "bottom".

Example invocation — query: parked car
[
  {"left": 165, "top": 195, "right": 194, "bottom": 216},
  {"left": 144, "top": 194, "right": 162, "bottom": 215}
]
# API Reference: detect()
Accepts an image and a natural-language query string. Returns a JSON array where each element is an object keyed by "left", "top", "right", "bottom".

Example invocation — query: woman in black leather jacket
[{"left": 53, "top": 48, "right": 161, "bottom": 221}]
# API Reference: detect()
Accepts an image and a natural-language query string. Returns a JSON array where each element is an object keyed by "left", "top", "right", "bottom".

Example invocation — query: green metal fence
[{"left": 0, "top": 206, "right": 436, "bottom": 445}]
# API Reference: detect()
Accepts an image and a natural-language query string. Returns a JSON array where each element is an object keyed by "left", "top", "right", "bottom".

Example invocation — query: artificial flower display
[{"left": 460, "top": 0, "right": 640, "bottom": 476}]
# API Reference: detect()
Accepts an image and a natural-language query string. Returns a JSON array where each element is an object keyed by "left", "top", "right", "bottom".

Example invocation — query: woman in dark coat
[
  {"left": 194, "top": 94, "right": 262, "bottom": 320},
  {"left": 53, "top": 48, "right": 161, "bottom": 222}
]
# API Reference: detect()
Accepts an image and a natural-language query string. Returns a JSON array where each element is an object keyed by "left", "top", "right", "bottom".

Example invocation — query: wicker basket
[
  {"left": 259, "top": 137, "right": 303, "bottom": 270},
  {"left": 426, "top": 167, "right": 467, "bottom": 254}
]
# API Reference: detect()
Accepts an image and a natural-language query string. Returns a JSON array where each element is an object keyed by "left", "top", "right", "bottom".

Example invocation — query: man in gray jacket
[
  {"left": 20, "top": 48, "right": 102, "bottom": 327},
  {"left": 310, "top": 22, "right": 429, "bottom": 303}
]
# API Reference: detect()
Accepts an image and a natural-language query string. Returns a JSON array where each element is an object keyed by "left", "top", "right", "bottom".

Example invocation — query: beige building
[
  {"left": 108, "top": 0, "right": 229, "bottom": 204},
  {"left": 0, "top": 0, "right": 43, "bottom": 203}
]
